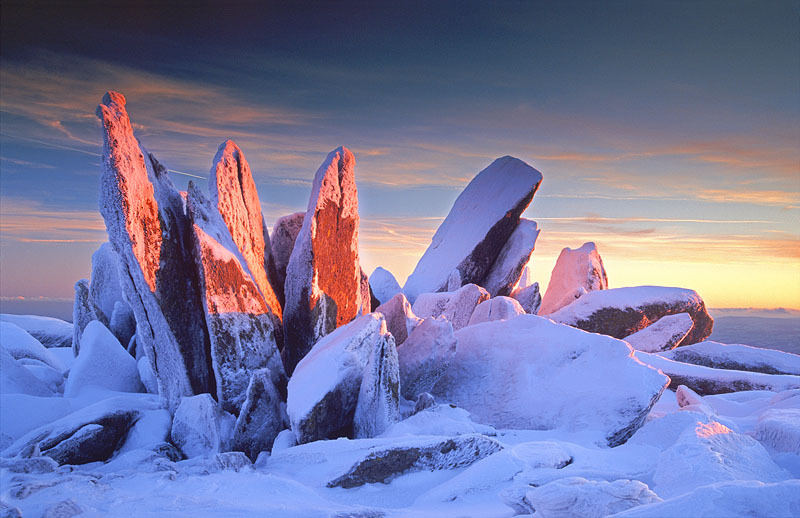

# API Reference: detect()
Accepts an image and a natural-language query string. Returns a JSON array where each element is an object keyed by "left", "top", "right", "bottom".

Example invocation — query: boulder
[
  {"left": 137, "top": 356, "right": 158, "bottom": 394},
  {"left": 539, "top": 242, "right": 608, "bottom": 315},
  {"left": 170, "top": 394, "right": 235, "bottom": 458},
  {"left": 659, "top": 340, "right": 800, "bottom": 376},
  {"left": 231, "top": 368, "right": 285, "bottom": 460},
  {"left": 0, "top": 348, "right": 53, "bottom": 397},
  {"left": 523, "top": 477, "right": 661, "bottom": 518},
  {"left": 286, "top": 314, "right": 390, "bottom": 444},
  {"left": 283, "top": 147, "right": 367, "bottom": 374},
  {"left": 511, "top": 281, "right": 541, "bottom": 315},
  {"left": 326, "top": 434, "right": 503, "bottom": 488},
  {"left": 403, "top": 156, "right": 542, "bottom": 303},
  {"left": 71, "top": 279, "right": 99, "bottom": 356},
  {"left": 270, "top": 211, "right": 304, "bottom": 297},
  {"left": 381, "top": 404, "right": 496, "bottom": 438},
  {"left": 431, "top": 315, "right": 669, "bottom": 446},
  {"left": 369, "top": 267, "right": 402, "bottom": 306},
  {"left": 482, "top": 219, "right": 540, "bottom": 297},
  {"left": 64, "top": 321, "right": 144, "bottom": 397},
  {"left": 755, "top": 408, "right": 800, "bottom": 453},
  {"left": 548, "top": 286, "right": 713, "bottom": 345},
  {"left": 0, "top": 321, "right": 63, "bottom": 371},
  {"left": 185, "top": 182, "right": 285, "bottom": 414},
  {"left": 374, "top": 292, "right": 421, "bottom": 346},
  {"left": 353, "top": 330, "right": 400, "bottom": 438},
  {"left": 88, "top": 242, "right": 135, "bottom": 346},
  {"left": 397, "top": 317, "right": 457, "bottom": 400},
  {"left": 108, "top": 300, "right": 136, "bottom": 350},
  {"left": 0, "top": 315, "right": 72, "bottom": 349},
  {"left": 623, "top": 312, "right": 694, "bottom": 353},
  {"left": 412, "top": 283, "right": 489, "bottom": 331},
  {"left": 466, "top": 296, "right": 525, "bottom": 326},
  {"left": 97, "top": 91, "right": 213, "bottom": 411}
]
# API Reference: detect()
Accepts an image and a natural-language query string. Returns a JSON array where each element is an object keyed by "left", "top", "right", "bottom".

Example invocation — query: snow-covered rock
[
  {"left": 432, "top": 315, "right": 669, "bottom": 446},
  {"left": 71, "top": 279, "right": 99, "bottom": 356},
  {"left": 374, "top": 292, "right": 421, "bottom": 346},
  {"left": 170, "top": 394, "right": 235, "bottom": 458},
  {"left": 209, "top": 140, "right": 283, "bottom": 319},
  {"left": 186, "top": 182, "right": 285, "bottom": 414},
  {"left": 635, "top": 351, "right": 800, "bottom": 394},
  {"left": 107, "top": 301, "right": 136, "bottom": 350},
  {"left": 97, "top": 91, "right": 214, "bottom": 411},
  {"left": 326, "top": 433, "right": 503, "bottom": 488},
  {"left": 0, "top": 349, "right": 53, "bottom": 397},
  {"left": 369, "top": 267, "right": 402, "bottom": 306},
  {"left": 137, "top": 356, "right": 158, "bottom": 394},
  {"left": 660, "top": 340, "right": 800, "bottom": 376},
  {"left": 511, "top": 281, "right": 541, "bottom": 314},
  {"left": 0, "top": 314, "right": 72, "bottom": 349},
  {"left": 287, "top": 314, "right": 390, "bottom": 444},
  {"left": 403, "top": 156, "right": 542, "bottom": 303},
  {"left": 87, "top": 242, "right": 135, "bottom": 347},
  {"left": 231, "top": 368, "right": 286, "bottom": 460},
  {"left": 64, "top": 321, "right": 143, "bottom": 398},
  {"left": 0, "top": 321, "right": 63, "bottom": 371},
  {"left": 412, "top": 283, "right": 489, "bottom": 331},
  {"left": 270, "top": 211, "right": 304, "bottom": 298},
  {"left": 397, "top": 317, "right": 457, "bottom": 400},
  {"left": 623, "top": 312, "right": 693, "bottom": 352},
  {"left": 353, "top": 331, "right": 400, "bottom": 438},
  {"left": 466, "top": 296, "right": 525, "bottom": 326},
  {"left": 755, "top": 408, "right": 800, "bottom": 453},
  {"left": 539, "top": 242, "right": 608, "bottom": 315},
  {"left": 380, "top": 404, "right": 496, "bottom": 438},
  {"left": 522, "top": 477, "right": 661, "bottom": 518},
  {"left": 482, "top": 219, "right": 540, "bottom": 297},
  {"left": 548, "top": 286, "right": 713, "bottom": 345},
  {"left": 283, "top": 147, "right": 367, "bottom": 374}
]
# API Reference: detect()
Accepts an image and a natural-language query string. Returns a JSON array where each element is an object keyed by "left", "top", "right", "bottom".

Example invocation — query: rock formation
[
  {"left": 539, "top": 242, "right": 608, "bottom": 315},
  {"left": 623, "top": 313, "right": 694, "bottom": 352},
  {"left": 397, "top": 317, "right": 457, "bottom": 400},
  {"left": 482, "top": 219, "right": 540, "bottom": 297},
  {"left": 270, "top": 211, "right": 304, "bottom": 299},
  {"left": 374, "top": 292, "right": 422, "bottom": 346},
  {"left": 467, "top": 296, "right": 525, "bottom": 326},
  {"left": 511, "top": 281, "right": 541, "bottom": 315},
  {"left": 412, "top": 283, "right": 490, "bottom": 331},
  {"left": 369, "top": 267, "right": 402, "bottom": 306}
]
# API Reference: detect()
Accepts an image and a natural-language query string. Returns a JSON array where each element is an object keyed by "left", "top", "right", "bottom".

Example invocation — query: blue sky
[{"left": 1, "top": 1, "right": 798, "bottom": 308}]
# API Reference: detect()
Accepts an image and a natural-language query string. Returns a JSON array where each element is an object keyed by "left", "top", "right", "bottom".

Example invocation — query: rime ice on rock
[
  {"left": 88, "top": 243, "right": 135, "bottom": 346},
  {"left": 283, "top": 147, "right": 366, "bottom": 374},
  {"left": 170, "top": 394, "right": 235, "bottom": 458},
  {"left": 623, "top": 313, "right": 694, "bottom": 353},
  {"left": 270, "top": 211, "right": 304, "bottom": 297},
  {"left": 660, "top": 340, "right": 800, "bottom": 376},
  {"left": 369, "top": 267, "right": 402, "bottom": 306},
  {"left": 71, "top": 279, "right": 99, "bottom": 356},
  {"left": 511, "top": 281, "right": 541, "bottom": 314},
  {"left": 539, "top": 242, "right": 608, "bottom": 315},
  {"left": 209, "top": 140, "right": 283, "bottom": 320},
  {"left": 353, "top": 331, "right": 400, "bottom": 438},
  {"left": 403, "top": 156, "right": 542, "bottom": 303},
  {"left": 231, "top": 368, "right": 285, "bottom": 460},
  {"left": 482, "top": 219, "right": 540, "bottom": 297},
  {"left": 412, "top": 283, "right": 489, "bottom": 331},
  {"left": 96, "top": 91, "right": 213, "bottom": 411},
  {"left": 397, "top": 317, "right": 457, "bottom": 400},
  {"left": 375, "top": 292, "right": 421, "bottom": 346}
]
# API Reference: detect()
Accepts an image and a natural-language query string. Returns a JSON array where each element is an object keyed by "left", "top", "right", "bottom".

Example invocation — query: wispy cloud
[{"left": 0, "top": 198, "right": 106, "bottom": 243}]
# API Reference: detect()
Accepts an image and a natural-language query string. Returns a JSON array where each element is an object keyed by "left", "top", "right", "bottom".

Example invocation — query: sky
[{"left": 1, "top": 0, "right": 798, "bottom": 313}]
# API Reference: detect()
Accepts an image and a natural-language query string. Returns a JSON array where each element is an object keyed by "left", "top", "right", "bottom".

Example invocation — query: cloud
[{"left": 0, "top": 198, "right": 106, "bottom": 244}]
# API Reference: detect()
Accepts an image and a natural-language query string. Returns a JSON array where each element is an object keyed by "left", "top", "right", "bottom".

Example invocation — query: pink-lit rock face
[
  {"left": 210, "top": 140, "right": 283, "bottom": 321},
  {"left": 540, "top": 242, "right": 608, "bottom": 316}
]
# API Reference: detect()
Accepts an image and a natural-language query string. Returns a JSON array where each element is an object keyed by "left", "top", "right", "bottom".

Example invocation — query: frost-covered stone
[
  {"left": 412, "top": 283, "right": 489, "bottom": 331},
  {"left": 186, "top": 182, "right": 285, "bottom": 414},
  {"left": 108, "top": 300, "right": 136, "bottom": 350},
  {"left": 64, "top": 321, "right": 143, "bottom": 397},
  {"left": 283, "top": 147, "right": 366, "bottom": 374},
  {"left": 213, "top": 451, "right": 252, "bottom": 472},
  {"left": 271, "top": 429, "right": 297, "bottom": 452},
  {"left": 755, "top": 408, "right": 800, "bottom": 453},
  {"left": 0, "top": 315, "right": 72, "bottom": 349},
  {"left": 414, "top": 392, "right": 436, "bottom": 413},
  {"left": 623, "top": 312, "right": 693, "bottom": 353},
  {"left": 88, "top": 242, "right": 135, "bottom": 346},
  {"left": 432, "top": 315, "right": 669, "bottom": 446},
  {"left": 170, "top": 394, "right": 235, "bottom": 458},
  {"left": 209, "top": 140, "right": 283, "bottom": 320},
  {"left": 523, "top": 477, "right": 661, "bottom": 518},
  {"left": 369, "top": 267, "right": 402, "bottom": 306},
  {"left": 511, "top": 281, "right": 541, "bottom": 314},
  {"left": 353, "top": 332, "right": 400, "bottom": 438},
  {"left": 539, "top": 242, "right": 608, "bottom": 315},
  {"left": 660, "top": 340, "right": 800, "bottom": 376},
  {"left": 0, "top": 348, "right": 53, "bottom": 397},
  {"left": 231, "top": 368, "right": 285, "bottom": 460},
  {"left": 71, "top": 279, "right": 99, "bottom": 356},
  {"left": 137, "top": 356, "right": 158, "bottom": 394},
  {"left": 482, "top": 219, "right": 540, "bottom": 297},
  {"left": 270, "top": 211, "right": 304, "bottom": 297},
  {"left": 97, "top": 91, "right": 213, "bottom": 411},
  {"left": 0, "top": 321, "right": 63, "bottom": 371},
  {"left": 326, "top": 434, "right": 503, "bottom": 488},
  {"left": 374, "top": 292, "right": 421, "bottom": 346},
  {"left": 404, "top": 156, "right": 542, "bottom": 302},
  {"left": 466, "top": 296, "right": 525, "bottom": 326},
  {"left": 381, "top": 404, "right": 496, "bottom": 438},
  {"left": 287, "top": 314, "right": 390, "bottom": 444},
  {"left": 0, "top": 456, "right": 58, "bottom": 474},
  {"left": 548, "top": 286, "right": 713, "bottom": 345},
  {"left": 397, "top": 317, "right": 457, "bottom": 400}
]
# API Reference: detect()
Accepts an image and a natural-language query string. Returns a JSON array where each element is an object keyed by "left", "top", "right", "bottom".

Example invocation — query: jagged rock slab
[
  {"left": 397, "top": 317, "right": 457, "bottom": 400},
  {"left": 467, "top": 296, "right": 525, "bottom": 326},
  {"left": 432, "top": 315, "right": 669, "bottom": 446},
  {"left": 64, "top": 321, "right": 143, "bottom": 397},
  {"left": 659, "top": 340, "right": 800, "bottom": 376},
  {"left": 403, "top": 156, "right": 542, "bottom": 303},
  {"left": 71, "top": 279, "right": 99, "bottom": 356},
  {"left": 511, "top": 281, "right": 541, "bottom": 314},
  {"left": 231, "top": 368, "right": 285, "bottom": 460},
  {"left": 635, "top": 351, "right": 800, "bottom": 394},
  {"left": 521, "top": 477, "right": 661, "bottom": 518},
  {"left": 0, "top": 315, "right": 72, "bottom": 349},
  {"left": 548, "top": 286, "right": 713, "bottom": 345},
  {"left": 287, "top": 314, "right": 390, "bottom": 444},
  {"left": 623, "top": 312, "right": 693, "bottom": 353},
  {"left": 539, "top": 242, "right": 608, "bottom": 315},
  {"left": 186, "top": 182, "right": 285, "bottom": 414},
  {"left": 327, "top": 434, "right": 503, "bottom": 488},
  {"left": 171, "top": 393, "right": 235, "bottom": 458},
  {"left": 0, "top": 321, "right": 63, "bottom": 371},
  {"left": 87, "top": 242, "right": 135, "bottom": 347},
  {"left": 210, "top": 140, "right": 283, "bottom": 319},
  {"left": 353, "top": 330, "right": 400, "bottom": 438},
  {"left": 374, "top": 292, "right": 421, "bottom": 346},
  {"left": 482, "top": 219, "right": 540, "bottom": 297},
  {"left": 96, "top": 91, "right": 213, "bottom": 411},
  {"left": 0, "top": 348, "right": 54, "bottom": 397},
  {"left": 283, "top": 147, "right": 366, "bottom": 374},
  {"left": 369, "top": 267, "right": 402, "bottom": 306},
  {"left": 412, "top": 283, "right": 489, "bottom": 331},
  {"left": 270, "top": 211, "right": 304, "bottom": 298}
]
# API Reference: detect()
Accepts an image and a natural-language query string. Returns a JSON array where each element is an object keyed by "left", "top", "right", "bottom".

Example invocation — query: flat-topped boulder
[
  {"left": 539, "top": 242, "right": 608, "bottom": 315},
  {"left": 403, "top": 156, "right": 542, "bottom": 303},
  {"left": 624, "top": 313, "right": 694, "bottom": 353}
]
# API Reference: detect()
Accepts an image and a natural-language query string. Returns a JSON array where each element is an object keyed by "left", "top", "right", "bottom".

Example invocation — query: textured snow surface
[
  {"left": 525, "top": 477, "right": 661, "bottom": 517},
  {"left": 540, "top": 241, "right": 608, "bottom": 315},
  {"left": 0, "top": 314, "right": 72, "bottom": 349},
  {"left": 466, "top": 296, "right": 525, "bottom": 326},
  {"left": 369, "top": 266, "right": 402, "bottom": 306},
  {"left": 624, "top": 312, "right": 694, "bottom": 353},
  {"left": 171, "top": 394, "right": 235, "bottom": 458},
  {"left": 0, "top": 348, "right": 54, "bottom": 397}
]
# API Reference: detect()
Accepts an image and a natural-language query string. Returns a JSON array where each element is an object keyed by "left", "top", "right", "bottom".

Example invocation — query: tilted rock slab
[
  {"left": 97, "top": 91, "right": 213, "bottom": 410},
  {"left": 539, "top": 242, "right": 608, "bottom": 315},
  {"left": 374, "top": 292, "right": 422, "bottom": 346},
  {"left": 403, "top": 156, "right": 543, "bottom": 303},
  {"left": 283, "top": 147, "right": 367, "bottom": 374},
  {"left": 270, "top": 211, "right": 304, "bottom": 299},
  {"left": 482, "top": 218, "right": 540, "bottom": 297},
  {"left": 623, "top": 313, "right": 694, "bottom": 353},
  {"left": 659, "top": 340, "right": 800, "bottom": 376},
  {"left": 353, "top": 330, "right": 400, "bottom": 438},
  {"left": 548, "top": 286, "right": 713, "bottom": 346},
  {"left": 432, "top": 315, "right": 669, "bottom": 447},
  {"left": 511, "top": 281, "right": 542, "bottom": 315},
  {"left": 412, "top": 283, "right": 490, "bottom": 331}
]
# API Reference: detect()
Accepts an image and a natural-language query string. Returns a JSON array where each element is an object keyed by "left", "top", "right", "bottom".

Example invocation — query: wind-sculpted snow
[
  {"left": 0, "top": 348, "right": 54, "bottom": 397},
  {"left": 0, "top": 322, "right": 63, "bottom": 372},
  {"left": 403, "top": 156, "right": 542, "bottom": 303},
  {"left": 283, "top": 147, "right": 365, "bottom": 374},
  {"left": 482, "top": 218, "right": 540, "bottom": 297},
  {"left": 540, "top": 242, "right": 608, "bottom": 315}
]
